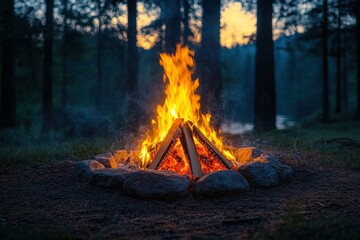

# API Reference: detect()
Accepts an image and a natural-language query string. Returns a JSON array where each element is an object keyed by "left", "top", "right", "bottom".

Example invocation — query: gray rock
[
  {"left": 236, "top": 147, "right": 263, "bottom": 164},
  {"left": 90, "top": 168, "right": 134, "bottom": 188},
  {"left": 73, "top": 160, "right": 105, "bottom": 182},
  {"left": 122, "top": 170, "right": 190, "bottom": 200},
  {"left": 94, "top": 153, "right": 117, "bottom": 168},
  {"left": 254, "top": 155, "right": 294, "bottom": 182},
  {"left": 194, "top": 170, "right": 250, "bottom": 198},
  {"left": 238, "top": 162, "right": 279, "bottom": 188}
]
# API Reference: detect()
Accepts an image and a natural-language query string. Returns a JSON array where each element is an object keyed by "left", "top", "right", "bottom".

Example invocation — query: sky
[{"left": 113, "top": 2, "right": 256, "bottom": 49}]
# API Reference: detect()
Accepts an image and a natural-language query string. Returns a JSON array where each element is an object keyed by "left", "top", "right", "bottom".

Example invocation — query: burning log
[
  {"left": 180, "top": 122, "right": 203, "bottom": 178},
  {"left": 192, "top": 125, "right": 234, "bottom": 169},
  {"left": 147, "top": 118, "right": 233, "bottom": 177},
  {"left": 148, "top": 118, "right": 183, "bottom": 170}
]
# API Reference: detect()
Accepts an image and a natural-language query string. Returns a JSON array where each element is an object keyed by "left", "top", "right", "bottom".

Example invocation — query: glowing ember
[{"left": 140, "top": 44, "right": 235, "bottom": 175}]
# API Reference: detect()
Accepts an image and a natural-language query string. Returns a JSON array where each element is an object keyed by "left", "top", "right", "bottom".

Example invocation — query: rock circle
[{"left": 73, "top": 149, "right": 295, "bottom": 199}]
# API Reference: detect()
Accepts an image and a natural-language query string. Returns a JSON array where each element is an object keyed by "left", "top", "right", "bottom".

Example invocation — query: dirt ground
[{"left": 1, "top": 154, "right": 360, "bottom": 239}]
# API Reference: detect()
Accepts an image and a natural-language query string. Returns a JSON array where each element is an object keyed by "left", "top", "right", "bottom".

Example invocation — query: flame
[{"left": 140, "top": 44, "right": 235, "bottom": 173}]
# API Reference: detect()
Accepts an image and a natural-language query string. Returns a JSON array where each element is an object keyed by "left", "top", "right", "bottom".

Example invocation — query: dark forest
[{"left": 1, "top": 0, "right": 360, "bottom": 239}]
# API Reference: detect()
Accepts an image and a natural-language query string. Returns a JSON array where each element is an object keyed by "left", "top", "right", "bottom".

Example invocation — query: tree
[
  {"left": 62, "top": 0, "right": 69, "bottom": 108},
  {"left": 127, "top": 0, "right": 137, "bottom": 95},
  {"left": 322, "top": 0, "right": 329, "bottom": 122},
  {"left": 164, "top": 0, "right": 181, "bottom": 53},
  {"left": 95, "top": 0, "right": 105, "bottom": 110},
  {"left": 356, "top": 0, "right": 360, "bottom": 119},
  {"left": 0, "top": 0, "right": 16, "bottom": 128},
  {"left": 126, "top": 0, "right": 139, "bottom": 132},
  {"left": 200, "top": 0, "right": 222, "bottom": 122},
  {"left": 335, "top": 0, "right": 342, "bottom": 113},
  {"left": 42, "top": 0, "right": 54, "bottom": 132},
  {"left": 253, "top": 0, "right": 276, "bottom": 132}
]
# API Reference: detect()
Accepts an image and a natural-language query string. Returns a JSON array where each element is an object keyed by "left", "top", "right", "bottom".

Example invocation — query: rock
[
  {"left": 113, "top": 150, "right": 129, "bottom": 163},
  {"left": 254, "top": 155, "right": 294, "bottom": 182},
  {"left": 73, "top": 160, "right": 105, "bottom": 182},
  {"left": 193, "top": 170, "right": 250, "bottom": 198},
  {"left": 122, "top": 170, "right": 190, "bottom": 200},
  {"left": 90, "top": 168, "right": 134, "bottom": 188},
  {"left": 118, "top": 163, "right": 140, "bottom": 171},
  {"left": 238, "top": 162, "right": 279, "bottom": 188},
  {"left": 236, "top": 147, "right": 263, "bottom": 164},
  {"left": 94, "top": 153, "right": 117, "bottom": 168}
]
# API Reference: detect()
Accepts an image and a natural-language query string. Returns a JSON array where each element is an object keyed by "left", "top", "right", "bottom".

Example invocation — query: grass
[
  {"left": 240, "top": 120, "right": 360, "bottom": 170},
  {"left": 1, "top": 120, "right": 360, "bottom": 169},
  {"left": 0, "top": 128, "right": 118, "bottom": 168}
]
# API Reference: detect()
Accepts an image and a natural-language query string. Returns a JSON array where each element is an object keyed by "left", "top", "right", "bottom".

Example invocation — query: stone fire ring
[{"left": 73, "top": 148, "right": 294, "bottom": 199}]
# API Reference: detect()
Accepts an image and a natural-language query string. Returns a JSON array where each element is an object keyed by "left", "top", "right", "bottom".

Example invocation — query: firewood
[
  {"left": 192, "top": 125, "right": 234, "bottom": 169},
  {"left": 148, "top": 118, "right": 183, "bottom": 170},
  {"left": 180, "top": 122, "right": 203, "bottom": 178}
]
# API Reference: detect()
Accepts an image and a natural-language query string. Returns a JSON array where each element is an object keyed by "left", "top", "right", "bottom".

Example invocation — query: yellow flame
[{"left": 140, "top": 44, "right": 235, "bottom": 167}]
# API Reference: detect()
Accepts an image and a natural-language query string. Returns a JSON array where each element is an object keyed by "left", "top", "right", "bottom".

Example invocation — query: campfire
[
  {"left": 140, "top": 45, "right": 235, "bottom": 178},
  {"left": 74, "top": 44, "right": 294, "bottom": 200}
]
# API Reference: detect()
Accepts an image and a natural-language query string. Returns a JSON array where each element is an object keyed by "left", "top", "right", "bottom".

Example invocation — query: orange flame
[{"left": 140, "top": 44, "right": 235, "bottom": 171}]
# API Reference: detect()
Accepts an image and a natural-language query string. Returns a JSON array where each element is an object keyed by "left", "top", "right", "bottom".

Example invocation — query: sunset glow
[
  {"left": 221, "top": 2, "right": 256, "bottom": 48},
  {"left": 116, "top": 2, "right": 256, "bottom": 49}
]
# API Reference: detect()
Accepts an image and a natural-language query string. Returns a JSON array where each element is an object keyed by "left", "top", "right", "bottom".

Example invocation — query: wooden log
[
  {"left": 148, "top": 118, "right": 183, "bottom": 169},
  {"left": 192, "top": 125, "right": 234, "bottom": 169},
  {"left": 180, "top": 122, "right": 203, "bottom": 178}
]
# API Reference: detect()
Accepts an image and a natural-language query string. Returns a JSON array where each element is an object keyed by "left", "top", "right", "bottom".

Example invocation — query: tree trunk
[
  {"left": 322, "top": 0, "right": 330, "bottom": 122},
  {"left": 0, "top": 0, "right": 16, "bottom": 128},
  {"left": 200, "top": 0, "right": 222, "bottom": 123},
  {"left": 335, "top": 0, "right": 342, "bottom": 113},
  {"left": 42, "top": 0, "right": 54, "bottom": 132},
  {"left": 343, "top": 47, "right": 348, "bottom": 112},
  {"left": 62, "top": 0, "right": 69, "bottom": 108},
  {"left": 356, "top": 0, "right": 360, "bottom": 119},
  {"left": 127, "top": 0, "right": 138, "bottom": 94},
  {"left": 253, "top": 0, "right": 276, "bottom": 133},
  {"left": 182, "top": 0, "right": 191, "bottom": 45},
  {"left": 96, "top": 23, "right": 103, "bottom": 110},
  {"left": 164, "top": 0, "right": 180, "bottom": 53},
  {"left": 127, "top": 0, "right": 139, "bottom": 133}
]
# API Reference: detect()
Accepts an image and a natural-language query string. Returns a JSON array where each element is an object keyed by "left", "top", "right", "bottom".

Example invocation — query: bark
[
  {"left": 95, "top": 0, "right": 104, "bottom": 110},
  {"left": 127, "top": 0, "right": 139, "bottom": 133},
  {"left": 253, "top": 0, "right": 276, "bottom": 133},
  {"left": 335, "top": 0, "right": 342, "bottom": 113},
  {"left": 322, "top": 0, "right": 330, "bottom": 122},
  {"left": 164, "top": 0, "right": 181, "bottom": 53},
  {"left": 0, "top": 0, "right": 16, "bottom": 128},
  {"left": 42, "top": 0, "right": 54, "bottom": 132},
  {"left": 96, "top": 24, "right": 103, "bottom": 109},
  {"left": 62, "top": 0, "right": 69, "bottom": 108},
  {"left": 127, "top": 0, "right": 138, "bottom": 93},
  {"left": 200, "top": 0, "right": 222, "bottom": 121},
  {"left": 356, "top": 0, "right": 360, "bottom": 119},
  {"left": 343, "top": 47, "right": 348, "bottom": 112}
]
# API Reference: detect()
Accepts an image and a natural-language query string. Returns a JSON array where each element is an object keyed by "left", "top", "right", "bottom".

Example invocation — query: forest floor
[{"left": 1, "top": 120, "right": 360, "bottom": 239}]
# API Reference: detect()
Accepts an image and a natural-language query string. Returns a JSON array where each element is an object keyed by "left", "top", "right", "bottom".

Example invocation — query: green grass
[
  {"left": 0, "top": 128, "right": 118, "bottom": 168},
  {"left": 1, "top": 120, "right": 360, "bottom": 169},
  {"left": 242, "top": 120, "right": 360, "bottom": 170}
]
